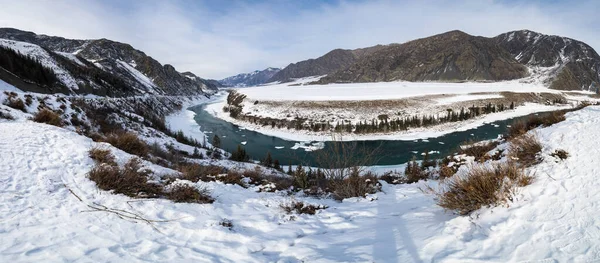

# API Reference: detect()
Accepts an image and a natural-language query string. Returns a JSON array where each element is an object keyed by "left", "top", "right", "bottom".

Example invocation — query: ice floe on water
[{"left": 291, "top": 141, "right": 325, "bottom": 152}]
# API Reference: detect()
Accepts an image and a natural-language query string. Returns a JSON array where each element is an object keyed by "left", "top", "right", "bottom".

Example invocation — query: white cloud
[{"left": 0, "top": 0, "right": 598, "bottom": 79}]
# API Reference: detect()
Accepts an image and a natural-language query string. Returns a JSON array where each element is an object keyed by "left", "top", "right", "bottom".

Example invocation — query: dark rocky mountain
[
  {"left": 220, "top": 67, "right": 281, "bottom": 87},
  {"left": 276, "top": 30, "right": 599, "bottom": 91},
  {"left": 0, "top": 28, "right": 216, "bottom": 96},
  {"left": 318, "top": 31, "right": 527, "bottom": 83},
  {"left": 268, "top": 46, "right": 385, "bottom": 83},
  {"left": 494, "top": 30, "right": 600, "bottom": 90}
]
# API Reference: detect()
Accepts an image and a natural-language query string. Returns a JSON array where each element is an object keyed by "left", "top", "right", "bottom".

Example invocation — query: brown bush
[
  {"left": 405, "top": 157, "right": 428, "bottom": 183},
  {"left": 438, "top": 166, "right": 457, "bottom": 179},
  {"left": 167, "top": 184, "right": 214, "bottom": 204},
  {"left": 5, "top": 97, "right": 26, "bottom": 112},
  {"left": 459, "top": 140, "right": 499, "bottom": 161},
  {"left": 550, "top": 149, "right": 569, "bottom": 160},
  {"left": 507, "top": 110, "right": 568, "bottom": 138},
  {"left": 104, "top": 131, "right": 149, "bottom": 157},
  {"left": 509, "top": 133, "right": 543, "bottom": 167},
  {"left": 218, "top": 170, "right": 245, "bottom": 187},
  {"left": 379, "top": 171, "right": 404, "bottom": 184},
  {"left": 330, "top": 169, "right": 381, "bottom": 201},
  {"left": 0, "top": 110, "right": 14, "bottom": 120},
  {"left": 178, "top": 163, "right": 224, "bottom": 182},
  {"left": 88, "top": 147, "right": 116, "bottom": 166},
  {"left": 428, "top": 162, "right": 532, "bottom": 215},
  {"left": 280, "top": 200, "right": 327, "bottom": 215},
  {"left": 87, "top": 158, "right": 163, "bottom": 198},
  {"left": 33, "top": 108, "right": 63, "bottom": 127}
]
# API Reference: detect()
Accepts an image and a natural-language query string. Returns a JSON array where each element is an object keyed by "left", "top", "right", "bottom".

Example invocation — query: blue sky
[{"left": 0, "top": 0, "right": 599, "bottom": 79}]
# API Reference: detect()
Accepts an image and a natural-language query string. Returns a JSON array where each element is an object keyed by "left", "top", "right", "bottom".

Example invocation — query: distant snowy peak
[{"left": 219, "top": 67, "right": 281, "bottom": 87}]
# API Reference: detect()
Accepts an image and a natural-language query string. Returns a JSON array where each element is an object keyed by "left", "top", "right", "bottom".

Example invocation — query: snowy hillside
[
  {"left": 0, "top": 39, "right": 79, "bottom": 91},
  {"left": 0, "top": 28, "right": 215, "bottom": 96},
  {"left": 2, "top": 88, "right": 600, "bottom": 261}
]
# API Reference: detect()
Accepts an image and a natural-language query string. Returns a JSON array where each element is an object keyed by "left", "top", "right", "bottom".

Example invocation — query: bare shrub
[
  {"left": 509, "top": 133, "right": 543, "bottom": 167},
  {"left": 379, "top": 171, "right": 404, "bottom": 184},
  {"left": 178, "top": 163, "right": 223, "bottom": 182},
  {"left": 280, "top": 200, "right": 327, "bottom": 215},
  {"left": 33, "top": 108, "right": 63, "bottom": 127},
  {"left": 550, "top": 149, "right": 569, "bottom": 160},
  {"left": 330, "top": 169, "right": 381, "bottom": 201},
  {"left": 459, "top": 140, "right": 499, "bottom": 161},
  {"left": 405, "top": 157, "right": 428, "bottom": 183},
  {"left": 427, "top": 162, "right": 533, "bottom": 215},
  {"left": 167, "top": 184, "right": 214, "bottom": 204},
  {"left": 87, "top": 158, "right": 163, "bottom": 198},
  {"left": 104, "top": 131, "right": 149, "bottom": 157},
  {"left": 507, "top": 110, "right": 569, "bottom": 138},
  {"left": 0, "top": 110, "right": 14, "bottom": 120},
  {"left": 313, "top": 133, "right": 382, "bottom": 181},
  {"left": 4, "top": 97, "right": 26, "bottom": 112},
  {"left": 88, "top": 147, "right": 116, "bottom": 166},
  {"left": 218, "top": 170, "right": 245, "bottom": 187},
  {"left": 438, "top": 166, "right": 457, "bottom": 179}
]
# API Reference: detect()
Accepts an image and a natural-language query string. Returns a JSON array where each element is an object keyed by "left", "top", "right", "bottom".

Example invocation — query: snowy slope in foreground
[
  {"left": 3, "top": 107, "right": 600, "bottom": 262},
  {"left": 238, "top": 80, "right": 559, "bottom": 101}
]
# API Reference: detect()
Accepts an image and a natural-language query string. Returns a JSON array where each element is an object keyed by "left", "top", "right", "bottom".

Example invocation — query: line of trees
[
  {"left": 233, "top": 102, "right": 518, "bottom": 135},
  {"left": 0, "top": 45, "right": 58, "bottom": 87}
]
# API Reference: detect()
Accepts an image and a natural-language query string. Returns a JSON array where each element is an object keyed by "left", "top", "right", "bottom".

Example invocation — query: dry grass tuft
[
  {"left": 4, "top": 97, "right": 26, "bottom": 112},
  {"left": 87, "top": 158, "right": 163, "bottom": 198},
  {"left": 550, "top": 149, "right": 569, "bottom": 160},
  {"left": 89, "top": 147, "right": 116, "bottom": 166},
  {"left": 0, "top": 110, "right": 14, "bottom": 120},
  {"left": 33, "top": 108, "right": 63, "bottom": 127},
  {"left": 438, "top": 166, "right": 457, "bottom": 179},
  {"left": 459, "top": 140, "right": 499, "bottom": 161},
  {"left": 507, "top": 110, "right": 568, "bottom": 138},
  {"left": 509, "top": 133, "right": 543, "bottom": 167},
  {"left": 178, "top": 163, "right": 223, "bottom": 182},
  {"left": 167, "top": 184, "right": 214, "bottom": 204},
  {"left": 330, "top": 170, "right": 381, "bottom": 201},
  {"left": 104, "top": 131, "right": 149, "bottom": 157},
  {"left": 427, "top": 162, "right": 533, "bottom": 215},
  {"left": 280, "top": 200, "right": 327, "bottom": 215}
]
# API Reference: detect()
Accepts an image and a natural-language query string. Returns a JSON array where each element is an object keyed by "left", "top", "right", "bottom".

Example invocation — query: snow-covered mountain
[
  {"left": 495, "top": 30, "right": 600, "bottom": 90},
  {"left": 0, "top": 28, "right": 217, "bottom": 96},
  {"left": 276, "top": 30, "right": 600, "bottom": 91},
  {"left": 219, "top": 67, "right": 281, "bottom": 87}
]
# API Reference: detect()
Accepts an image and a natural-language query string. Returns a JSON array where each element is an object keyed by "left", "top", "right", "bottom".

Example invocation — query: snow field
[
  {"left": 3, "top": 91, "right": 600, "bottom": 261},
  {"left": 238, "top": 80, "right": 555, "bottom": 101}
]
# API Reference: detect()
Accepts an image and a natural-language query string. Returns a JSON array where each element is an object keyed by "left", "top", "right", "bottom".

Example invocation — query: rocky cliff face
[
  {"left": 318, "top": 31, "right": 528, "bottom": 84},
  {"left": 0, "top": 28, "right": 216, "bottom": 96},
  {"left": 494, "top": 30, "right": 600, "bottom": 90},
  {"left": 274, "top": 30, "right": 599, "bottom": 91},
  {"left": 220, "top": 67, "right": 281, "bottom": 87}
]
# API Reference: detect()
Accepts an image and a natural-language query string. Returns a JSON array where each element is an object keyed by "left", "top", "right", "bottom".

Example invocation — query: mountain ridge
[
  {"left": 219, "top": 67, "right": 281, "bottom": 87},
  {"left": 0, "top": 28, "right": 217, "bottom": 96},
  {"left": 269, "top": 30, "right": 600, "bottom": 91}
]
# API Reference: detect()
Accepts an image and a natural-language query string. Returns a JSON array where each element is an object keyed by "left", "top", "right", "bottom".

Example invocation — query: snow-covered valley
[
  {"left": 211, "top": 80, "right": 599, "bottom": 142},
  {"left": 3, "top": 88, "right": 600, "bottom": 261}
]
